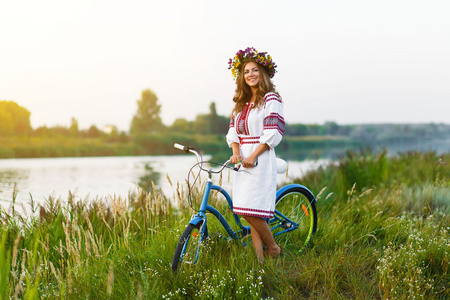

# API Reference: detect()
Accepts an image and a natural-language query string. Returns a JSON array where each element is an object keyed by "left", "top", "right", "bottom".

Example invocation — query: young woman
[{"left": 226, "top": 47, "right": 285, "bottom": 262}]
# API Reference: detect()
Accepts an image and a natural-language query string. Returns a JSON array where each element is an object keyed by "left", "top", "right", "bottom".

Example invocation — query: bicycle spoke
[{"left": 273, "top": 187, "right": 317, "bottom": 252}]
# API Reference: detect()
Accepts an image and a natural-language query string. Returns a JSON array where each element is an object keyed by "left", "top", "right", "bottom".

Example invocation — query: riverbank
[
  {"left": 1, "top": 150, "right": 448, "bottom": 298},
  {"left": 0, "top": 155, "right": 328, "bottom": 207},
  {"left": 0, "top": 134, "right": 359, "bottom": 161},
  {"left": 4, "top": 133, "right": 447, "bottom": 162}
]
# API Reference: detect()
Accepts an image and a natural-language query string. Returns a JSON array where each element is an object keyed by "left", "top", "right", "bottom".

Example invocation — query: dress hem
[{"left": 233, "top": 209, "right": 274, "bottom": 219}]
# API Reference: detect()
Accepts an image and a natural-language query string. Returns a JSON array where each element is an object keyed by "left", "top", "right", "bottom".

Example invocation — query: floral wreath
[{"left": 227, "top": 47, "right": 277, "bottom": 81}]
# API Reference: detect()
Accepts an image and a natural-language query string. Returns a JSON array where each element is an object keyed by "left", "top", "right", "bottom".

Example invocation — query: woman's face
[{"left": 243, "top": 61, "right": 260, "bottom": 88}]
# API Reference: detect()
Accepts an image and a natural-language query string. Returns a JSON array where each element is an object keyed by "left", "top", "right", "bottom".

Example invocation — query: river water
[{"left": 0, "top": 155, "right": 328, "bottom": 210}]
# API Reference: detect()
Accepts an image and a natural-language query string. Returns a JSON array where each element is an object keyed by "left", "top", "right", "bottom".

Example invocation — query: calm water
[{"left": 0, "top": 155, "right": 328, "bottom": 210}]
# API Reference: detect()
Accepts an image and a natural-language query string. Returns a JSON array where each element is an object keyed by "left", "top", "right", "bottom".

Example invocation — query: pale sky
[{"left": 1, "top": 0, "right": 449, "bottom": 131}]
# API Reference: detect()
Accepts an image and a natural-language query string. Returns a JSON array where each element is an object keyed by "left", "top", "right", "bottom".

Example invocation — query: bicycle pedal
[{"left": 282, "top": 222, "right": 294, "bottom": 229}]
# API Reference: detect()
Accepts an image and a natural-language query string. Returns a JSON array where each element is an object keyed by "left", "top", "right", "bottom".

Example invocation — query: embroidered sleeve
[
  {"left": 259, "top": 93, "right": 285, "bottom": 148},
  {"left": 226, "top": 116, "right": 239, "bottom": 147}
]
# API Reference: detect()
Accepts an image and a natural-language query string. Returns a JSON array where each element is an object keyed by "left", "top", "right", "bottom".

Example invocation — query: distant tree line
[
  {"left": 166, "top": 102, "right": 229, "bottom": 135},
  {"left": 286, "top": 122, "right": 450, "bottom": 141},
  {"left": 2, "top": 91, "right": 449, "bottom": 143},
  {"left": 128, "top": 90, "right": 450, "bottom": 144},
  {"left": 129, "top": 90, "right": 229, "bottom": 136},
  {"left": 0, "top": 90, "right": 229, "bottom": 139}
]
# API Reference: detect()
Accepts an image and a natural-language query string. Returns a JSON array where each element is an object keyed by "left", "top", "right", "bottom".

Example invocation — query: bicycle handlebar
[
  {"left": 174, "top": 143, "right": 232, "bottom": 174},
  {"left": 173, "top": 143, "right": 191, "bottom": 153}
]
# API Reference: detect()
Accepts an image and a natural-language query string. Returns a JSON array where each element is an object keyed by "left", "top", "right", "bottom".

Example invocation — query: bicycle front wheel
[
  {"left": 171, "top": 221, "right": 206, "bottom": 272},
  {"left": 272, "top": 186, "right": 317, "bottom": 252}
]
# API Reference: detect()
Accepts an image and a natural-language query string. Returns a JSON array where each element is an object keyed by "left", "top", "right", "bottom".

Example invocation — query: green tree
[
  {"left": 190, "top": 102, "right": 229, "bottom": 135},
  {"left": 192, "top": 114, "right": 210, "bottom": 134},
  {"left": 0, "top": 101, "right": 32, "bottom": 135},
  {"left": 307, "top": 124, "right": 320, "bottom": 135},
  {"left": 323, "top": 121, "right": 339, "bottom": 135},
  {"left": 130, "top": 89, "right": 163, "bottom": 135},
  {"left": 87, "top": 125, "right": 101, "bottom": 138},
  {"left": 285, "top": 123, "right": 308, "bottom": 136},
  {"left": 70, "top": 117, "right": 79, "bottom": 136},
  {"left": 217, "top": 114, "right": 230, "bottom": 135},
  {"left": 33, "top": 126, "right": 49, "bottom": 137},
  {"left": 0, "top": 107, "right": 14, "bottom": 135},
  {"left": 109, "top": 126, "right": 119, "bottom": 137},
  {"left": 171, "top": 118, "right": 191, "bottom": 133},
  {"left": 209, "top": 102, "right": 218, "bottom": 134}
]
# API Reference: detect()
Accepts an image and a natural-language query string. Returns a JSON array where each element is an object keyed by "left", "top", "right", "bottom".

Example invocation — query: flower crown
[{"left": 227, "top": 47, "right": 277, "bottom": 81}]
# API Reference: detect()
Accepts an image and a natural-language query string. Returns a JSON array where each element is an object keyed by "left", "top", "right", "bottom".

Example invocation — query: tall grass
[{"left": 0, "top": 151, "right": 449, "bottom": 299}]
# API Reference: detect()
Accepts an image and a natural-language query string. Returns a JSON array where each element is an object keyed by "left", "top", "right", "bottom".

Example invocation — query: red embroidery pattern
[
  {"left": 264, "top": 113, "right": 285, "bottom": 135},
  {"left": 239, "top": 136, "right": 260, "bottom": 145},
  {"left": 229, "top": 117, "right": 235, "bottom": 128},
  {"left": 263, "top": 93, "right": 282, "bottom": 108},
  {"left": 236, "top": 102, "right": 252, "bottom": 135},
  {"left": 233, "top": 206, "right": 274, "bottom": 218}
]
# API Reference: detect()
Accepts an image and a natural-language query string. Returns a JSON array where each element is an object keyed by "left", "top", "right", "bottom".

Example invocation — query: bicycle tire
[
  {"left": 272, "top": 186, "right": 317, "bottom": 252},
  {"left": 171, "top": 221, "right": 206, "bottom": 272}
]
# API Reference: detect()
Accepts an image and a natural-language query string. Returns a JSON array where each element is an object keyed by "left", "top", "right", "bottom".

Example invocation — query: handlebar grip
[
  {"left": 174, "top": 143, "right": 194, "bottom": 153},
  {"left": 233, "top": 160, "right": 258, "bottom": 171},
  {"left": 174, "top": 143, "right": 185, "bottom": 151}
]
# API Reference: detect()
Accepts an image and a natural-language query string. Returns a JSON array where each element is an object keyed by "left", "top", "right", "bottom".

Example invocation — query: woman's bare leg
[
  {"left": 249, "top": 224, "right": 264, "bottom": 262},
  {"left": 244, "top": 216, "right": 281, "bottom": 261}
]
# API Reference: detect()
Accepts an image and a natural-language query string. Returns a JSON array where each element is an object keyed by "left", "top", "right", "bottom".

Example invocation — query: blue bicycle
[{"left": 171, "top": 143, "right": 317, "bottom": 271}]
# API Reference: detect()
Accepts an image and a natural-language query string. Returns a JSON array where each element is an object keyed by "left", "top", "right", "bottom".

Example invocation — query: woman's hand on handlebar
[
  {"left": 230, "top": 154, "right": 243, "bottom": 165},
  {"left": 242, "top": 155, "right": 257, "bottom": 168}
]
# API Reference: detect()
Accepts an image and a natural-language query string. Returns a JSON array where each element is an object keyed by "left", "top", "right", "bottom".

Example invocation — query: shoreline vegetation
[
  {"left": 1, "top": 150, "right": 449, "bottom": 299},
  {"left": 1, "top": 98, "right": 450, "bottom": 161},
  {"left": 2, "top": 129, "right": 450, "bottom": 162},
  {"left": 0, "top": 134, "right": 362, "bottom": 161}
]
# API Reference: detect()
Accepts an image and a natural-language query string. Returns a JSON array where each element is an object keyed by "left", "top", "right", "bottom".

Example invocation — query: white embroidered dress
[{"left": 226, "top": 92, "right": 285, "bottom": 218}]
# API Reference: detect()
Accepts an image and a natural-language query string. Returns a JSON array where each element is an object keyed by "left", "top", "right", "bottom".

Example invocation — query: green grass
[
  {"left": 0, "top": 151, "right": 449, "bottom": 299},
  {"left": 0, "top": 134, "right": 358, "bottom": 161}
]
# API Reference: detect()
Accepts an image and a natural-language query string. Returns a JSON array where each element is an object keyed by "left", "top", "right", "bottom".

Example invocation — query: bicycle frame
[
  {"left": 187, "top": 178, "right": 252, "bottom": 244},
  {"left": 186, "top": 178, "right": 314, "bottom": 246},
  {"left": 173, "top": 143, "right": 317, "bottom": 268}
]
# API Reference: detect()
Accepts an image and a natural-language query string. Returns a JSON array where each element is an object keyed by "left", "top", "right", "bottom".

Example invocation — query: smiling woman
[
  {"left": 226, "top": 47, "right": 285, "bottom": 262},
  {"left": 243, "top": 62, "right": 260, "bottom": 88}
]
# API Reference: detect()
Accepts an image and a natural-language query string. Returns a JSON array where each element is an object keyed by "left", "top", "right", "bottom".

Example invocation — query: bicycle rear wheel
[
  {"left": 271, "top": 186, "right": 317, "bottom": 252},
  {"left": 171, "top": 221, "right": 206, "bottom": 271}
]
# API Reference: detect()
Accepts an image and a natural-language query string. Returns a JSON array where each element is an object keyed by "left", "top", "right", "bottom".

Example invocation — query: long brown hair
[{"left": 231, "top": 60, "right": 279, "bottom": 116}]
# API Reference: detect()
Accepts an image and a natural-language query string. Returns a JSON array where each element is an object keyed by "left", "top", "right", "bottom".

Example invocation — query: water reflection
[
  {"left": 0, "top": 169, "right": 27, "bottom": 205},
  {"left": 0, "top": 155, "right": 201, "bottom": 207},
  {"left": 137, "top": 162, "right": 160, "bottom": 191},
  {"left": 0, "top": 155, "right": 329, "bottom": 209}
]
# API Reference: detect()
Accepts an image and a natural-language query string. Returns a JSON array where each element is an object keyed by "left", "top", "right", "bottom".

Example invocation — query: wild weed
[{"left": 0, "top": 151, "right": 448, "bottom": 298}]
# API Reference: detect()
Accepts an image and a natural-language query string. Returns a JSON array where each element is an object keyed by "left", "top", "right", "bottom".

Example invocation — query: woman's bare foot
[
  {"left": 264, "top": 244, "right": 281, "bottom": 259},
  {"left": 258, "top": 255, "right": 264, "bottom": 264}
]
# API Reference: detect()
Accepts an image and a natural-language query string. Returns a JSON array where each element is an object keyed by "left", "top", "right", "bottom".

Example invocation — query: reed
[{"left": 0, "top": 151, "right": 448, "bottom": 298}]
